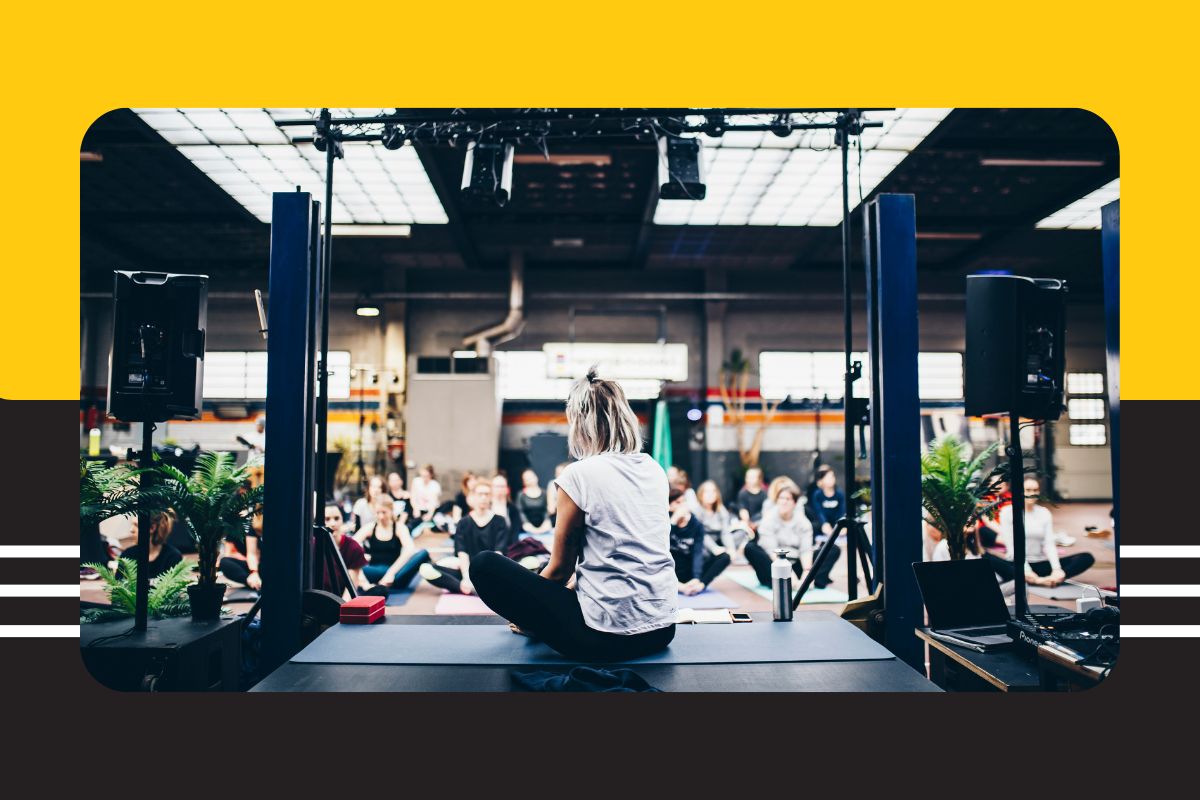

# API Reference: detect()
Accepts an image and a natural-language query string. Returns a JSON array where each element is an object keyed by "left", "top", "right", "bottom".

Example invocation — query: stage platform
[{"left": 251, "top": 611, "right": 938, "bottom": 692}]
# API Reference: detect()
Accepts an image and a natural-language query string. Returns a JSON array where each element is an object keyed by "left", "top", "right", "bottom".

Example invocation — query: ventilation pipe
[{"left": 463, "top": 250, "right": 525, "bottom": 356}]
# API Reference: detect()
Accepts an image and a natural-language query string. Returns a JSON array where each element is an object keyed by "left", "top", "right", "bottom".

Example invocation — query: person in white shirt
[
  {"left": 409, "top": 465, "right": 442, "bottom": 522},
  {"left": 984, "top": 476, "right": 1094, "bottom": 586},
  {"left": 470, "top": 366, "right": 677, "bottom": 662}
]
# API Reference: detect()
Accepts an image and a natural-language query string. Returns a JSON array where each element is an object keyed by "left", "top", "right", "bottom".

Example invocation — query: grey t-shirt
[{"left": 555, "top": 452, "right": 678, "bottom": 635}]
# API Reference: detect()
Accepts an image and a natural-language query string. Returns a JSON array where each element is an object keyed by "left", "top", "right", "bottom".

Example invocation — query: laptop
[{"left": 912, "top": 559, "right": 1013, "bottom": 651}]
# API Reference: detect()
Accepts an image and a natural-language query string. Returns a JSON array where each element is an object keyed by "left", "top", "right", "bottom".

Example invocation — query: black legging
[
  {"left": 470, "top": 551, "right": 676, "bottom": 663},
  {"left": 674, "top": 552, "right": 731, "bottom": 588},
  {"left": 744, "top": 540, "right": 838, "bottom": 589},
  {"left": 983, "top": 552, "right": 1095, "bottom": 583}
]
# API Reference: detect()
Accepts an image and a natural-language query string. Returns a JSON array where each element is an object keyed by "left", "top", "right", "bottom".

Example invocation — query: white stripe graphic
[
  {"left": 1121, "top": 625, "right": 1200, "bottom": 638},
  {"left": 0, "top": 625, "right": 81, "bottom": 638},
  {"left": 0, "top": 585, "right": 81, "bottom": 598},
  {"left": 0, "top": 546, "right": 80, "bottom": 559},
  {"left": 1121, "top": 585, "right": 1200, "bottom": 598},
  {"left": 1120, "top": 546, "right": 1200, "bottom": 558}
]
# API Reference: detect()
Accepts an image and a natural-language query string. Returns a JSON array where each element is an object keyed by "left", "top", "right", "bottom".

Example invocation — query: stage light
[
  {"left": 381, "top": 123, "right": 405, "bottom": 150},
  {"left": 657, "top": 134, "right": 706, "bottom": 200},
  {"left": 356, "top": 300, "right": 380, "bottom": 317},
  {"left": 452, "top": 350, "right": 478, "bottom": 359},
  {"left": 461, "top": 139, "right": 515, "bottom": 205},
  {"left": 686, "top": 408, "right": 703, "bottom": 422}
]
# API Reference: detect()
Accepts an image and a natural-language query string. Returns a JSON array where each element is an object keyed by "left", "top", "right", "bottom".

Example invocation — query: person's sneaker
[
  {"left": 418, "top": 563, "right": 442, "bottom": 581},
  {"left": 1054, "top": 532, "right": 1076, "bottom": 547}
]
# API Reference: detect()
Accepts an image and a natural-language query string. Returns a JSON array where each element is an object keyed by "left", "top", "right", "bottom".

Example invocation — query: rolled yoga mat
[{"left": 292, "top": 616, "right": 894, "bottom": 666}]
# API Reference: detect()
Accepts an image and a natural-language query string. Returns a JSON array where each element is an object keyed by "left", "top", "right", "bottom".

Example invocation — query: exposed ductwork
[{"left": 462, "top": 251, "right": 525, "bottom": 356}]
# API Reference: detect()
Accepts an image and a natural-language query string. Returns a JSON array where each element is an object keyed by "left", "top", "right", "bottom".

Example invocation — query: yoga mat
[
  {"left": 434, "top": 593, "right": 496, "bottom": 615},
  {"left": 292, "top": 617, "right": 894, "bottom": 666},
  {"left": 676, "top": 590, "right": 736, "bottom": 610},
  {"left": 726, "top": 569, "right": 849, "bottom": 604},
  {"left": 386, "top": 590, "right": 414, "bottom": 607},
  {"left": 223, "top": 588, "right": 260, "bottom": 603},
  {"left": 1026, "top": 583, "right": 1103, "bottom": 601}
]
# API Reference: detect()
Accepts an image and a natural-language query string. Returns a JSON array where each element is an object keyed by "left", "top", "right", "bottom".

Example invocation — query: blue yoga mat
[
  {"left": 290, "top": 617, "right": 893, "bottom": 666},
  {"left": 676, "top": 590, "right": 736, "bottom": 610}
]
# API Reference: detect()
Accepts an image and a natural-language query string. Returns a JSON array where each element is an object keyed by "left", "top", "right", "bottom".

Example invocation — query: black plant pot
[{"left": 187, "top": 583, "right": 226, "bottom": 622}]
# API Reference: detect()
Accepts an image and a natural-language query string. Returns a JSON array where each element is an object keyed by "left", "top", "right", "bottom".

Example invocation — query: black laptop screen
[{"left": 912, "top": 559, "right": 1011, "bottom": 629}]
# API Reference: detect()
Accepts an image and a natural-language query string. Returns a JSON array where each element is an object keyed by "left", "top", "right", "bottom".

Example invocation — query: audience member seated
[
  {"left": 452, "top": 472, "right": 476, "bottom": 522},
  {"left": 321, "top": 503, "right": 369, "bottom": 592},
  {"left": 976, "top": 479, "right": 1011, "bottom": 549},
  {"left": 516, "top": 468, "right": 552, "bottom": 535},
  {"left": 491, "top": 473, "right": 526, "bottom": 540},
  {"left": 354, "top": 494, "right": 430, "bottom": 592},
  {"left": 669, "top": 488, "right": 730, "bottom": 595},
  {"left": 667, "top": 466, "right": 701, "bottom": 514},
  {"left": 736, "top": 466, "right": 767, "bottom": 532},
  {"left": 931, "top": 525, "right": 983, "bottom": 561},
  {"left": 219, "top": 522, "right": 261, "bottom": 590},
  {"left": 351, "top": 475, "right": 385, "bottom": 531},
  {"left": 760, "top": 475, "right": 792, "bottom": 518},
  {"left": 984, "top": 476, "right": 1094, "bottom": 586},
  {"left": 696, "top": 479, "right": 741, "bottom": 554},
  {"left": 120, "top": 510, "right": 183, "bottom": 580},
  {"left": 745, "top": 480, "right": 831, "bottom": 588},
  {"left": 807, "top": 465, "right": 846, "bottom": 541},
  {"left": 386, "top": 471, "right": 410, "bottom": 517},
  {"left": 546, "top": 462, "right": 569, "bottom": 525},
  {"left": 420, "top": 479, "right": 515, "bottom": 594},
  {"left": 410, "top": 464, "right": 442, "bottom": 522}
]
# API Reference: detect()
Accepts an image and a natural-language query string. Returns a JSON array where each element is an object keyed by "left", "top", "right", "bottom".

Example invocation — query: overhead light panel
[
  {"left": 654, "top": 108, "right": 952, "bottom": 226},
  {"left": 1035, "top": 178, "right": 1119, "bottom": 229},
  {"left": 131, "top": 108, "right": 449, "bottom": 226},
  {"left": 330, "top": 224, "right": 412, "bottom": 237},
  {"left": 356, "top": 301, "right": 381, "bottom": 317},
  {"left": 980, "top": 158, "right": 1105, "bottom": 168}
]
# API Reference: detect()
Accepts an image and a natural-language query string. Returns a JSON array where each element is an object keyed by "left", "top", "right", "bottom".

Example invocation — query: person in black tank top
[
  {"left": 420, "top": 481, "right": 516, "bottom": 594},
  {"left": 354, "top": 495, "right": 429, "bottom": 591}
]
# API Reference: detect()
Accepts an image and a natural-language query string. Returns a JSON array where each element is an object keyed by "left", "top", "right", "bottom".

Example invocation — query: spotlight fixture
[
  {"left": 461, "top": 139, "right": 515, "bottom": 206},
  {"left": 686, "top": 408, "right": 703, "bottom": 422},
  {"left": 355, "top": 299, "right": 381, "bottom": 317},
  {"left": 657, "top": 134, "right": 706, "bottom": 200},
  {"left": 381, "top": 123, "right": 405, "bottom": 150}
]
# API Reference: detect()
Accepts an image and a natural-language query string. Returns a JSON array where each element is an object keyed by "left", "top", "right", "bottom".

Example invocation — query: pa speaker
[
  {"left": 107, "top": 271, "right": 208, "bottom": 422},
  {"left": 965, "top": 274, "right": 1066, "bottom": 421}
]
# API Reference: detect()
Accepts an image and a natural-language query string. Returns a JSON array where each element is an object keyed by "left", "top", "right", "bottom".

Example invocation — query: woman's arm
[{"left": 541, "top": 487, "right": 583, "bottom": 585}]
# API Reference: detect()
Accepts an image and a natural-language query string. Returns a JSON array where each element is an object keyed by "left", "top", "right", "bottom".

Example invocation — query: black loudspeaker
[
  {"left": 108, "top": 271, "right": 208, "bottom": 422},
  {"left": 965, "top": 274, "right": 1067, "bottom": 421}
]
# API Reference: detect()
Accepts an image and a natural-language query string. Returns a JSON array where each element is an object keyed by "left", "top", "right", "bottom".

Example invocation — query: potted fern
[
  {"left": 90, "top": 452, "right": 263, "bottom": 621},
  {"left": 80, "top": 558, "right": 194, "bottom": 623},
  {"left": 920, "top": 435, "right": 1007, "bottom": 561}
]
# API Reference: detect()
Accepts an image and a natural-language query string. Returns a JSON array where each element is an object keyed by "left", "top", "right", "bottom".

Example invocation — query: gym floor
[{"left": 80, "top": 501, "right": 1117, "bottom": 617}]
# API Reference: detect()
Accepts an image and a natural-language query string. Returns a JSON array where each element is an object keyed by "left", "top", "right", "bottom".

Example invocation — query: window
[
  {"left": 1066, "top": 372, "right": 1105, "bottom": 395},
  {"left": 758, "top": 351, "right": 963, "bottom": 401},
  {"left": 1068, "top": 398, "right": 1105, "bottom": 420},
  {"left": 1069, "top": 424, "right": 1107, "bottom": 446},
  {"left": 202, "top": 350, "right": 351, "bottom": 400},
  {"left": 493, "top": 351, "right": 662, "bottom": 401}
]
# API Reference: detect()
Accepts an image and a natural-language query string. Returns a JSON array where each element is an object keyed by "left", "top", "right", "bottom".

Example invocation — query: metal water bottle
[{"left": 772, "top": 549, "right": 794, "bottom": 621}]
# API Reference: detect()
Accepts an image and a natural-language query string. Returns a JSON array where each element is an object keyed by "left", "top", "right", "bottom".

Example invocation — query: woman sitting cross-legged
[
  {"left": 744, "top": 480, "right": 826, "bottom": 588},
  {"left": 419, "top": 479, "right": 515, "bottom": 595},
  {"left": 353, "top": 494, "right": 429, "bottom": 592},
  {"left": 469, "top": 366, "right": 677, "bottom": 663}
]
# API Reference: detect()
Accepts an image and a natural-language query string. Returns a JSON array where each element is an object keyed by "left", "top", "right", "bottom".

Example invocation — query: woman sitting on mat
[
  {"left": 420, "top": 479, "right": 514, "bottom": 595},
  {"left": 516, "top": 468, "right": 552, "bottom": 535},
  {"left": 669, "top": 488, "right": 730, "bottom": 596},
  {"left": 351, "top": 475, "right": 385, "bottom": 532},
  {"left": 120, "top": 509, "right": 183, "bottom": 580},
  {"left": 354, "top": 494, "right": 429, "bottom": 592},
  {"left": 470, "top": 366, "right": 677, "bottom": 662},
  {"left": 744, "top": 480, "right": 823, "bottom": 588},
  {"left": 985, "top": 476, "right": 1094, "bottom": 587}
]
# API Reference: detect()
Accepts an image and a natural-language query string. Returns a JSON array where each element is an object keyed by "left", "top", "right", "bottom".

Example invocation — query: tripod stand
[{"left": 792, "top": 516, "right": 874, "bottom": 610}]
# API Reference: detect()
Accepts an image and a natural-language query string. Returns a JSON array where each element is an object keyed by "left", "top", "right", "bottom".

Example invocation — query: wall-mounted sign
[{"left": 543, "top": 343, "right": 688, "bottom": 382}]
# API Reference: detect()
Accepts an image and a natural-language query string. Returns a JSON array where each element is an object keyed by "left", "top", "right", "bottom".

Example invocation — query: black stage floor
[{"left": 251, "top": 612, "right": 938, "bottom": 693}]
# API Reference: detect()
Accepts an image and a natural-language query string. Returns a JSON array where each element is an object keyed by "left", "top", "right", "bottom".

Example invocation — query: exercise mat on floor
[
  {"left": 726, "top": 570, "right": 849, "bottom": 604},
  {"left": 676, "top": 590, "right": 737, "bottom": 609},
  {"left": 386, "top": 590, "right": 415, "bottom": 607},
  {"left": 223, "top": 588, "right": 260, "bottom": 603},
  {"left": 434, "top": 593, "right": 496, "bottom": 615},
  {"left": 291, "top": 616, "right": 893, "bottom": 666},
  {"left": 1025, "top": 583, "right": 1092, "bottom": 600}
]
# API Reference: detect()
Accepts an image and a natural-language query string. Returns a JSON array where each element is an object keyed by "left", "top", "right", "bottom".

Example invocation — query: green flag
[{"left": 652, "top": 398, "right": 673, "bottom": 472}]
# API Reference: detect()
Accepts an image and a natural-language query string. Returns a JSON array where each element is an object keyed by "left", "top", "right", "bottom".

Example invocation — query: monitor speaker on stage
[
  {"left": 965, "top": 274, "right": 1066, "bottom": 421},
  {"left": 107, "top": 271, "right": 208, "bottom": 422}
]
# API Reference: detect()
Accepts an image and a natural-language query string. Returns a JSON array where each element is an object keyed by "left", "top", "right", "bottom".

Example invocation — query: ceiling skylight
[
  {"left": 1034, "top": 178, "right": 1119, "bottom": 230},
  {"left": 654, "top": 108, "right": 952, "bottom": 226},
  {"left": 131, "top": 108, "right": 448, "bottom": 225}
]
